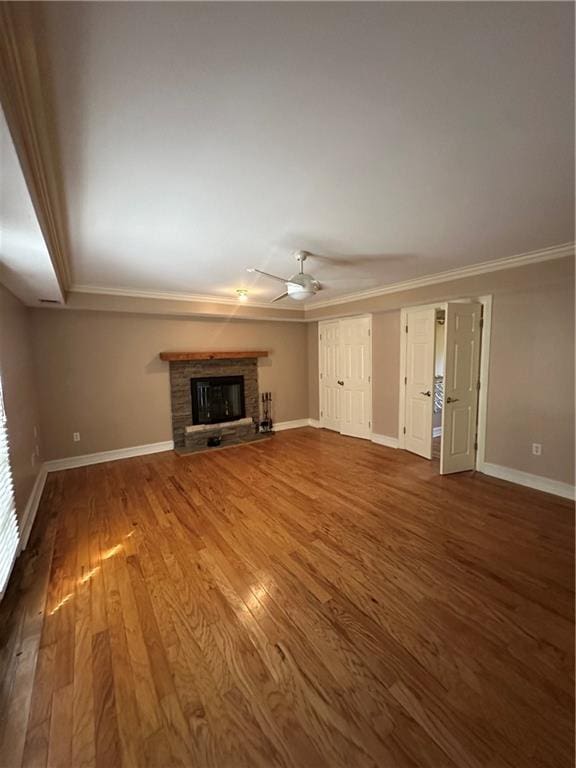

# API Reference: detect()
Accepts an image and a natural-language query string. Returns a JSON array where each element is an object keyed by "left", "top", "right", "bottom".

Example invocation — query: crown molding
[
  {"left": 0, "top": 3, "right": 72, "bottom": 294},
  {"left": 306, "top": 242, "right": 575, "bottom": 311},
  {"left": 70, "top": 284, "right": 303, "bottom": 311},
  {"left": 68, "top": 241, "right": 574, "bottom": 320}
]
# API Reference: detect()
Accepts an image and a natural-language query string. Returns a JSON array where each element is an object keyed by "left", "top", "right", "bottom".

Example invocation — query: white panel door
[
  {"left": 319, "top": 321, "right": 341, "bottom": 431},
  {"left": 339, "top": 316, "right": 372, "bottom": 439},
  {"left": 404, "top": 308, "right": 435, "bottom": 459},
  {"left": 440, "top": 302, "right": 482, "bottom": 474}
]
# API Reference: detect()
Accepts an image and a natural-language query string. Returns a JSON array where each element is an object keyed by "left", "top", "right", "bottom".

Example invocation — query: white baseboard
[
  {"left": 44, "top": 440, "right": 175, "bottom": 472},
  {"left": 371, "top": 433, "right": 399, "bottom": 449},
  {"left": 308, "top": 419, "right": 321, "bottom": 428},
  {"left": 18, "top": 466, "right": 48, "bottom": 552},
  {"left": 433, "top": 426, "right": 442, "bottom": 438},
  {"left": 43, "top": 421, "right": 320, "bottom": 473},
  {"left": 273, "top": 419, "right": 310, "bottom": 432},
  {"left": 479, "top": 462, "right": 575, "bottom": 500}
]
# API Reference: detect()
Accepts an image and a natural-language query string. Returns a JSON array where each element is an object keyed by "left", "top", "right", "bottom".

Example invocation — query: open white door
[
  {"left": 319, "top": 321, "right": 341, "bottom": 431},
  {"left": 404, "top": 308, "right": 435, "bottom": 459},
  {"left": 339, "top": 316, "right": 372, "bottom": 439},
  {"left": 440, "top": 302, "right": 482, "bottom": 474}
]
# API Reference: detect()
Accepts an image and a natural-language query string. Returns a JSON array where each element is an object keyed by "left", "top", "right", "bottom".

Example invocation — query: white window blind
[{"left": 0, "top": 376, "right": 19, "bottom": 598}]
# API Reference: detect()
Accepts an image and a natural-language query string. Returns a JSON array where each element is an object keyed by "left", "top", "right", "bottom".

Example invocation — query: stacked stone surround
[{"left": 168, "top": 358, "right": 260, "bottom": 453}]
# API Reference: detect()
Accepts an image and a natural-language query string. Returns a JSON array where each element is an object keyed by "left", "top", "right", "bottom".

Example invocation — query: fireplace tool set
[{"left": 259, "top": 392, "right": 273, "bottom": 433}]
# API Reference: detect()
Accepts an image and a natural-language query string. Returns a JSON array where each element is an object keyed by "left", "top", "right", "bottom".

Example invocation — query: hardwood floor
[{"left": 0, "top": 427, "right": 573, "bottom": 767}]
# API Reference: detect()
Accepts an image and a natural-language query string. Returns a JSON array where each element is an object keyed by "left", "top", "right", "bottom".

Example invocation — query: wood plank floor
[{"left": 0, "top": 427, "right": 573, "bottom": 768}]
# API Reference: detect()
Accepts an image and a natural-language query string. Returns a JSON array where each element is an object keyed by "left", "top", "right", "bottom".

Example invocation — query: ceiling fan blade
[
  {"left": 247, "top": 268, "right": 288, "bottom": 285},
  {"left": 270, "top": 291, "right": 289, "bottom": 303}
]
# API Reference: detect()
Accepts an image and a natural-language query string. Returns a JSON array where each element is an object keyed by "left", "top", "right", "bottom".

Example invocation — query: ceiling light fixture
[{"left": 236, "top": 289, "right": 248, "bottom": 302}]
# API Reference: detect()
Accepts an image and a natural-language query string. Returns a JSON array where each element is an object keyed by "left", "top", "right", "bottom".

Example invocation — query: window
[{"left": 0, "top": 376, "right": 18, "bottom": 598}]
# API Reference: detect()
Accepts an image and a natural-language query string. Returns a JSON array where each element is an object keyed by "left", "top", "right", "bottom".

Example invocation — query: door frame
[
  {"left": 318, "top": 314, "right": 373, "bottom": 437},
  {"left": 398, "top": 295, "right": 492, "bottom": 469}
]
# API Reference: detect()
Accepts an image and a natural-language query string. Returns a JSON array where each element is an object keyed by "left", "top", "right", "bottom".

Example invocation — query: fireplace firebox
[{"left": 191, "top": 375, "right": 245, "bottom": 425}]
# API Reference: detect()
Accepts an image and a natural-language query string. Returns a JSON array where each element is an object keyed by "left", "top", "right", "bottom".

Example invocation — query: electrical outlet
[
  {"left": 73, "top": 432, "right": 81, "bottom": 442},
  {"left": 532, "top": 443, "right": 542, "bottom": 456}
]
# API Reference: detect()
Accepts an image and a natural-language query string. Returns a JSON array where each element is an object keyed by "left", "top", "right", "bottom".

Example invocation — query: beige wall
[
  {"left": 31, "top": 310, "right": 309, "bottom": 460},
  {"left": 27, "top": 256, "right": 576, "bottom": 486},
  {"left": 486, "top": 280, "right": 574, "bottom": 484},
  {"left": 372, "top": 312, "right": 401, "bottom": 437},
  {"left": 310, "top": 257, "right": 575, "bottom": 485},
  {"left": 0, "top": 284, "right": 42, "bottom": 523},
  {"left": 307, "top": 323, "right": 319, "bottom": 420}
]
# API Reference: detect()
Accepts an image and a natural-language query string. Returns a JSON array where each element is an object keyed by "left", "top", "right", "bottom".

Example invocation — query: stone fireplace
[{"left": 159, "top": 350, "right": 268, "bottom": 453}]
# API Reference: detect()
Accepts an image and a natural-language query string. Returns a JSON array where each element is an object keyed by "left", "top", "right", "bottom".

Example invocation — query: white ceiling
[
  {"left": 0, "top": 108, "right": 63, "bottom": 305},
  {"left": 42, "top": 1, "right": 574, "bottom": 305}
]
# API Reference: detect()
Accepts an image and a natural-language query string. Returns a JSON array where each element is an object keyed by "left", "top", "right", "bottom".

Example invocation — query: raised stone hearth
[
  {"left": 184, "top": 417, "right": 264, "bottom": 453},
  {"left": 162, "top": 352, "right": 267, "bottom": 453},
  {"left": 185, "top": 416, "right": 253, "bottom": 434}
]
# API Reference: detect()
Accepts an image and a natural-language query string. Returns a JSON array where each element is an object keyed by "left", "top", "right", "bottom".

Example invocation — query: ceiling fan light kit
[
  {"left": 236, "top": 288, "right": 248, "bottom": 302},
  {"left": 247, "top": 250, "right": 323, "bottom": 303},
  {"left": 286, "top": 282, "right": 315, "bottom": 301}
]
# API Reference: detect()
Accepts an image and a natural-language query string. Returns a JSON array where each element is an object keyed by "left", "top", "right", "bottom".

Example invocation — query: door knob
[
  {"left": 419, "top": 390, "right": 431, "bottom": 397},
  {"left": 337, "top": 380, "right": 344, "bottom": 386},
  {"left": 446, "top": 396, "right": 459, "bottom": 403}
]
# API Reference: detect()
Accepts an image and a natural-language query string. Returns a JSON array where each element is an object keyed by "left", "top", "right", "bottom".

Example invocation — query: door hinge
[
  {"left": 368, "top": 328, "right": 371, "bottom": 336},
  {"left": 404, "top": 376, "right": 407, "bottom": 385},
  {"left": 405, "top": 324, "right": 408, "bottom": 333},
  {"left": 320, "top": 372, "right": 323, "bottom": 379},
  {"left": 321, "top": 410, "right": 323, "bottom": 417},
  {"left": 368, "top": 421, "right": 371, "bottom": 428},
  {"left": 403, "top": 426, "right": 406, "bottom": 435},
  {"left": 368, "top": 375, "right": 371, "bottom": 383},
  {"left": 320, "top": 333, "right": 322, "bottom": 340},
  {"left": 476, "top": 380, "right": 481, "bottom": 391},
  {"left": 474, "top": 440, "right": 478, "bottom": 451}
]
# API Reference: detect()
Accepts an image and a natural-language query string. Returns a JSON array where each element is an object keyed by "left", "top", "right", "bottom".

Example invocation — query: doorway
[
  {"left": 398, "top": 297, "right": 492, "bottom": 474},
  {"left": 432, "top": 309, "right": 445, "bottom": 459},
  {"left": 318, "top": 315, "right": 372, "bottom": 440}
]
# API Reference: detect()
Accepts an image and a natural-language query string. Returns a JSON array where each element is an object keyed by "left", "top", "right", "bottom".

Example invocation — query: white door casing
[
  {"left": 404, "top": 308, "right": 435, "bottom": 459},
  {"left": 440, "top": 302, "right": 482, "bottom": 474},
  {"left": 319, "top": 320, "right": 341, "bottom": 432},
  {"left": 339, "top": 316, "right": 372, "bottom": 439}
]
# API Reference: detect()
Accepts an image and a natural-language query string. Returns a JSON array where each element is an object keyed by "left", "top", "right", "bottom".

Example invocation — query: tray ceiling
[{"left": 39, "top": 1, "right": 574, "bottom": 305}]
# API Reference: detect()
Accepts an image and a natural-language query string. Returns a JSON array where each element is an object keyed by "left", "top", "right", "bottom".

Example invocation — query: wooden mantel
[{"left": 159, "top": 350, "right": 269, "bottom": 362}]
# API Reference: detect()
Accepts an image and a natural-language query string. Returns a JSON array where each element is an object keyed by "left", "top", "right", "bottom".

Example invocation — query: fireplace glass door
[{"left": 191, "top": 376, "right": 245, "bottom": 425}]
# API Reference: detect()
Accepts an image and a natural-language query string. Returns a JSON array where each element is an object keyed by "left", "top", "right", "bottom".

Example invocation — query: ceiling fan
[{"left": 247, "top": 250, "right": 322, "bottom": 302}]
